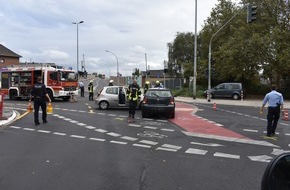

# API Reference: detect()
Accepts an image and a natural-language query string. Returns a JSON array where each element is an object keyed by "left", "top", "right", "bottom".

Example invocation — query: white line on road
[
  {"left": 23, "top": 128, "right": 35, "bottom": 131},
  {"left": 243, "top": 129, "right": 259, "bottom": 133},
  {"left": 37, "top": 130, "right": 51, "bottom": 134},
  {"left": 214, "top": 152, "right": 240, "bottom": 159},
  {"left": 106, "top": 132, "right": 121, "bottom": 137},
  {"left": 185, "top": 148, "right": 208, "bottom": 155},
  {"left": 128, "top": 124, "right": 141, "bottom": 127},
  {"left": 95, "top": 129, "right": 108, "bottom": 133},
  {"left": 160, "top": 128, "right": 175, "bottom": 132},
  {"left": 53, "top": 132, "right": 67, "bottom": 136},
  {"left": 85, "top": 126, "right": 96, "bottom": 130},
  {"left": 77, "top": 123, "right": 87, "bottom": 126},
  {"left": 143, "top": 126, "right": 158, "bottom": 129},
  {"left": 89, "top": 137, "right": 105, "bottom": 142},
  {"left": 139, "top": 140, "right": 159, "bottom": 145},
  {"left": 190, "top": 142, "right": 223, "bottom": 147},
  {"left": 121, "top": 136, "right": 138, "bottom": 141},
  {"left": 69, "top": 120, "right": 78, "bottom": 123},
  {"left": 9, "top": 126, "right": 21, "bottom": 129},
  {"left": 110, "top": 140, "right": 127, "bottom": 145},
  {"left": 156, "top": 147, "right": 177, "bottom": 152},
  {"left": 133, "top": 144, "right": 151, "bottom": 148},
  {"left": 162, "top": 144, "right": 182, "bottom": 150},
  {"left": 70, "top": 135, "right": 86, "bottom": 139}
]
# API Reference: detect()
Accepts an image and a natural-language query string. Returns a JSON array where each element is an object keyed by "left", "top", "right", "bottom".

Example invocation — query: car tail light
[
  {"left": 143, "top": 97, "right": 148, "bottom": 104},
  {"left": 170, "top": 97, "right": 174, "bottom": 105}
]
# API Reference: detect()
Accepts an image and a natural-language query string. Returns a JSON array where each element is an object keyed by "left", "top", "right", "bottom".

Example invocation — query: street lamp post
[
  {"left": 72, "top": 21, "right": 84, "bottom": 79},
  {"left": 105, "top": 50, "right": 119, "bottom": 85},
  {"left": 193, "top": 0, "right": 197, "bottom": 99}
]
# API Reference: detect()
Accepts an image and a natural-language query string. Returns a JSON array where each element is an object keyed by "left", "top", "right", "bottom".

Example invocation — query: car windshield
[
  {"left": 146, "top": 90, "right": 172, "bottom": 98},
  {"left": 60, "top": 71, "right": 77, "bottom": 82}
]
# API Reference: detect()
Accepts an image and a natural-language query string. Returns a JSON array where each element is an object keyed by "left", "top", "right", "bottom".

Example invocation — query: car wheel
[
  {"left": 232, "top": 94, "right": 239, "bottom": 100},
  {"left": 99, "top": 101, "right": 109, "bottom": 110}
]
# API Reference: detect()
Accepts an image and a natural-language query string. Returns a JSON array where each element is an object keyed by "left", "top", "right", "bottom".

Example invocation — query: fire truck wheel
[{"left": 9, "top": 90, "right": 17, "bottom": 100}]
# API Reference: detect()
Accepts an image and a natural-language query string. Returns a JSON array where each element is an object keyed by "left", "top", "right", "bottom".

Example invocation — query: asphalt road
[{"left": 0, "top": 80, "right": 289, "bottom": 190}]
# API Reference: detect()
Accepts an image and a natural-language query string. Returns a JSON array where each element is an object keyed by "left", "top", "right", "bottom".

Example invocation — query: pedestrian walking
[
  {"left": 260, "top": 85, "right": 284, "bottom": 137},
  {"left": 79, "top": 81, "right": 84, "bottom": 97},
  {"left": 30, "top": 76, "right": 52, "bottom": 125},
  {"left": 126, "top": 79, "right": 141, "bottom": 119},
  {"left": 88, "top": 80, "right": 94, "bottom": 101}
]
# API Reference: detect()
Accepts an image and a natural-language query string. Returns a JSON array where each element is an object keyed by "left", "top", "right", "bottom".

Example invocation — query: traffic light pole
[{"left": 207, "top": 4, "right": 249, "bottom": 102}]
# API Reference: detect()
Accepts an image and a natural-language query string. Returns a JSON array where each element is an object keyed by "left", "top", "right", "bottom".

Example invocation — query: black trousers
[
  {"left": 89, "top": 92, "right": 94, "bottom": 100},
  {"left": 34, "top": 99, "right": 47, "bottom": 124},
  {"left": 129, "top": 100, "right": 137, "bottom": 116},
  {"left": 267, "top": 106, "right": 280, "bottom": 136},
  {"left": 80, "top": 87, "right": 84, "bottom": 97}
]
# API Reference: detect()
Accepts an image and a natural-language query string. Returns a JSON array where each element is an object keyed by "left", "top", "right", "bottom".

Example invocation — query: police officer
[
  {"left": 260, "top": 85, "right": 284, "bottom": 137},
  {"left": 144, "top": 81, "right": 150, "bottom": 94},
  {"left": 88, "top": 80, "right": 94, "bottom": 101},
  {"left": 127, "top": 79, "right": 141, "bottom": 119},
  {"left": 30, "top": 76, "right": 52, "bottom": 125}
]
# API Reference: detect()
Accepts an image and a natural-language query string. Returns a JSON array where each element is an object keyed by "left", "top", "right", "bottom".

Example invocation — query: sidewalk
[{"left": 174, "top": 97, "right": 290, "bottom": 109}]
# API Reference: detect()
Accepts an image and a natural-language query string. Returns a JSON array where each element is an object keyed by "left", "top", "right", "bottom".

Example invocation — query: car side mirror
[{"left": 261, "top": 152, "right": 290, "bottom": 190}]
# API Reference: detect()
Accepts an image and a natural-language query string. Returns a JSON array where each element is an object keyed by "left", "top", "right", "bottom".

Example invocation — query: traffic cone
[
  {"left": 213, "top": 102, "right": 217, "bottom": 111},
  {"left": 47, "top": 103, "right": 53, "bottom": 114},
  {"left": 27, "top": 102, "right": 33, "bottom": 113},
  {"left": 283, "top": 110, "right": 288, "bottom": 121}
]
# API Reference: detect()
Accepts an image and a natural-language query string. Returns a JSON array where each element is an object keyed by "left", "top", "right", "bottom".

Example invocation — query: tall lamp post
[
  {"left": 193, "top": 0, "right": 197, "bottom": 99},
  {"left": 72, "top": 21, "right": 84, "bottom": 79},
  {"left": 105, "top": 50, "right": 119, "bottom": 85}
]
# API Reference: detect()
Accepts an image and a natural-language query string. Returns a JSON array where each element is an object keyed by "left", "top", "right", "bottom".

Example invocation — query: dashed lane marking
[
  {"left": 214, "top": 152, "right": 240, "bottom": 159},
  {"left": 37, "top": 130, "right": 51, "bottom": 134},
  {"left": 139, "top": 140, "right": 159, "bottom": 145},
  {"left": 161, "top": 144, "right": 182, "bottom": 150},
  {"left": 156, "top": 147, "right": 177, "bottom": 152},
  {"left": 133, "top": 144, "right": 151, "bottom": 148},
  {"left": 121, "top": 136, "right": 138, "bottom": 141},
  {"left": 53, "top": 132, "right": 66, "bottom": 136},
  {"left": 23, "top": 128, "right": 35, "bottom": 131},
  {"left": 70, "top": 135, "right": 86, "bottom": 139},
  {"left": 89, "top": 137, "right": 105, "bottom": 142},
  {"left": 107, "top": 132, "right": 121, "bottom": 137},
  {"left": 185, "top": 148, "right": 208, "bottom": 155},
  {"left": 110, "top": 140, "right": 127, "bottom": 145}
]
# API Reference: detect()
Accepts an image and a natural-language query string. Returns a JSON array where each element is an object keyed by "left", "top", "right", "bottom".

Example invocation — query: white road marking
[
  {"left": 214, "top": 152, "right": 240, "bottom": 159},
  {"left": 243, "top": 129, "right": 259, "bottom": 133},
  {"left": 156, "top": 120, "right": 168, "bottom": 123},
  {"left": 95, "top": 129, "right": 107, "bottom": 133},
  {"left": 143, "top": 118, "right": 154, "bottom": 121},
  {"left": 162, "top": 144, "right": 182, "bottom": 150},
  {"left": 53, "top": 132, "right": 66, "bottom": 136},
  {"left": 121, "top": 136, "right": 138, "bottom": 141},
  {"left": 139, "top": 140, "right": 159, "bottom": 145},
  {"left": 156, "top": 147, "right": 177, "bottom": 152},
  {"left": 185, "top": 148, "right": 208, "bottom": 155},
  {"left": 97, "top": 113, "right": 106, "bottom": 115},
  {"left": 110, "top": 140, "right": 127, "bottom": 145},
  {"left": 63, "top": 118, "right": 71, "bottom": 121},
  {"left": 190, "top": 142, "right": 223, "bottom": 147},
  {"left": 70, "top": 135, "right": 86, "bottom": 139},
  {"left": 85, "top": 126, "right": 96, "bottom": 130},
  {"left": 77, "top": 123, "right": 87, "bottom": 126},
  {"left": 9, "top": 126, "right": 21, "bottom": 129},
  {"left": 271, "top": 148, "right": 287, "bottom": 156},
  {"left": 37, "top": 130, "right": 51, "bottom": 134},
  {"left": 286, "top": 133, "right": 290, "bottom": 136},
  {"left": 108, "top": 114, "right": 117, "bottom": 117},
  {"left": 23, "top": 128, "right": 35, "bottom": 131},
  {"left": 70, "top": 110, "right": 77, "bottom": 112},
  {"left": 133, "top": 144, "right": 151, "bottom": 148},
  {"left": 160, "top": 128, "right": 175, "bottom": 132},
  {"left": 143, "top": 126, "right": 158, "bottom": 129},
  {"left": 89, "top": 137, "right": 105, "bottom": 142},
  {"left": 69, "top": 120, "right": 78, "bottom": 123},
  {"left": 248, "top": 155, "right": 272, "bottom": 163},
  {"left": 107, "top": 132, "right": 121, "bottom": 137},
  {"left": 128, "top": 124, "right": 141, "bottom": 127},
  {"left": 79, "top": 111, "right": 86, "bottom": 113}
]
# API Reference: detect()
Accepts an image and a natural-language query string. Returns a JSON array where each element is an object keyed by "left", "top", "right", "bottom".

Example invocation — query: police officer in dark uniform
[
  {"left": 31, "top": 76, "right": 52, "bottom": 125},
  {"left": 126, "top": 79, "right": 141, "bottom": 119}
]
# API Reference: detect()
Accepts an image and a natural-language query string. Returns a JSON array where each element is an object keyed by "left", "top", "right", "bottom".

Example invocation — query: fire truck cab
[{"left": 0, "top": 63, "right": 78, "bottom": 101}]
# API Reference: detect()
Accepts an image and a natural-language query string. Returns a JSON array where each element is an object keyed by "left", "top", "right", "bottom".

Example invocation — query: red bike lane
[{"left": 171, "top": 102, "right": 249, "bottom": 139}]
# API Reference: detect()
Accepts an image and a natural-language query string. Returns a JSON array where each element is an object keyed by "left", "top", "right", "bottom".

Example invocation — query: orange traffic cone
[
  {"left": 27, "top": 102, "right": 33, "bottom": 113},
  {"left": 213, "top": 102, "right": 217, "bottom": 111},
  {"left": 47, "top": 103, "right": 53, "bottom": 114},
  {"left": 283, "top": 110, "right": 288, "bottom": 121}
]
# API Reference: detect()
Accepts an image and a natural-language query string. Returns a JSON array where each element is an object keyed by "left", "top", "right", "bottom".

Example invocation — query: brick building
[{"left": 0, "top": 44, "right": 21, "bottom": 68}]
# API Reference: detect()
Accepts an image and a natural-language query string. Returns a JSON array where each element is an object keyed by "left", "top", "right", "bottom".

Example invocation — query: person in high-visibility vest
[
  {"left": 88, "top": 80, "right": 94, "bottom": 101},
  {"left": 144, "top": 81, "right": 150, "bottom": 94},
  {"left": 127, "top": 79, "right": 141, "bottom": 119}
]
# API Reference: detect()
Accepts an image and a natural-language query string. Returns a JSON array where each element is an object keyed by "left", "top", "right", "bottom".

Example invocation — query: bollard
[
  {"left": 283, "top": 110, "right": 288, "bottom": 121},
  {"left": 241, "top": 91, "right": 244, "bottom": 101},
  {"left": 213, "top": 102, "right": 217, "bottom": 111},
  {"left": 27, "top": 102, "right": 33, "bottom": 113},
  {"left": 47, "top": 103, "right": 53, "bottom": 114}
]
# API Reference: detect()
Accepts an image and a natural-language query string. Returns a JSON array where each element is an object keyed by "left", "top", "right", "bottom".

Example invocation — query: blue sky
[{"left": 0, "top": 0, "right": 239, "bottom": 76}]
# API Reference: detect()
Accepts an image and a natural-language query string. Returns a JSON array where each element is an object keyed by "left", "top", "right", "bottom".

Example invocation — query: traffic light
[{"left": 247, "top": 4, "right": 257, "bottom": 23}]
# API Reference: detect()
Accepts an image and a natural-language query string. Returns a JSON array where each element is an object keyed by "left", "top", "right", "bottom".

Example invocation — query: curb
[{"left": 0, "top": 110, "right": 17, "bottom": 126}]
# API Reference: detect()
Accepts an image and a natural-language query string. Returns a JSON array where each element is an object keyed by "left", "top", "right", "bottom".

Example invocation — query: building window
[{"left": 0, "top": 59, "right": 5, "bottom": 64}]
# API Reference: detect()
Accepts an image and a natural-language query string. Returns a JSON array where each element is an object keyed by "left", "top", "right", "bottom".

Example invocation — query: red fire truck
[{"left": 0, "top": 63, "right": 78, "bottom": 101}]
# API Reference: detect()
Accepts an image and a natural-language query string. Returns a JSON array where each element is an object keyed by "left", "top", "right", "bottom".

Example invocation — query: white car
[{"left": 95, "top": 86, "right": 143, "bottom": 110}]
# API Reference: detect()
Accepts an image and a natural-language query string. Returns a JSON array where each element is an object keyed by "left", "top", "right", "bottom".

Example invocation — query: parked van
[{"left": 204, "top": 83, "right": 243, "bottom": 100}]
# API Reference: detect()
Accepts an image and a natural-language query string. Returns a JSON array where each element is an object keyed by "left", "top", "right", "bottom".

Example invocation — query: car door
[
  {"left": 105, "top": 87, "right": 119, "bottom": 107},
  {"left": 213, "top": 83, "right": 225, "bottom": 98}
]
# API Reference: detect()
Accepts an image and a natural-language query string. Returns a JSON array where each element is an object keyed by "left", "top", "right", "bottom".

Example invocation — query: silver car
[{"left": 95, "top": 86, "right": 143, "bottom": 110}]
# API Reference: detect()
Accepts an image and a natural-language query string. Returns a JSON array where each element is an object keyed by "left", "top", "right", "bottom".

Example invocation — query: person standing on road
[
  {"left": 260, "top": 84, "right": 284, "bottom": 137},
  {"left": 88, "top": 80, "right": 94, "bottom": 101},
  {"left": 79, "top": 81, "right": 84, "bottom": 97},
  {"left": 127, "top": 79, "right": 141, "bottom": 119},
  {"left": 144, "top": 81, "right": 150, "bottom": 94},
  {"left": 30, "top": 76, "right": 52, "bottom": 125}
]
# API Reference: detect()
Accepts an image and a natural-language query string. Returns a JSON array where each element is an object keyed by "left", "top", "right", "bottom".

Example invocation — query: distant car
[
  {"left": 204, "top": 82, "right": 243, "bottom": 100},
  {"left": 142, "top": 88, "right": 175, "bottom": 118},
  {"left": 95, "top": 86, "right": 143, "bottom": 110}
]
